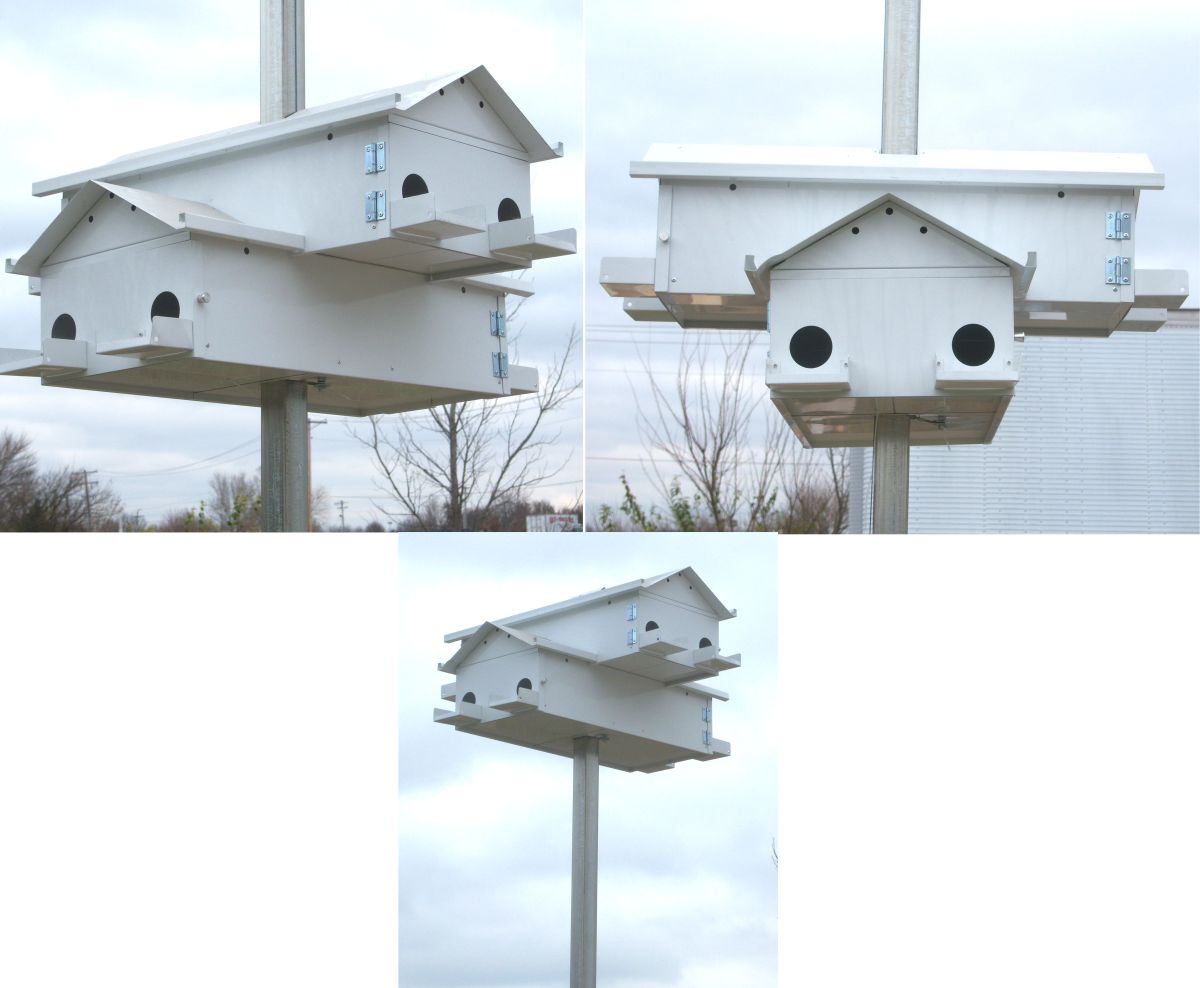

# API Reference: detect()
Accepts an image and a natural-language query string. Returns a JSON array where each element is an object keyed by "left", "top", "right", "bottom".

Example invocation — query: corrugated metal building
[{"left": 848, "top": 309, "right": 1199, "bottom": 533}]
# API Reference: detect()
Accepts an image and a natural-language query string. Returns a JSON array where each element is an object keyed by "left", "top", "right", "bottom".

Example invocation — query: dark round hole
[
  {"left": 326, "top": 132, "right": 333, "bottom": 141},
  {"left": 919, "top": 226, "right": 928, "bottom": 234},
  {"left": 789, "top": 325, "right": 833, "bottom": 369},
  {"left": 87, "top": 215, "right": 94, "bottom": 223},
  {"left": 459, "top": 77, "right": 465, "bottom": 84},
  {"left": 460, "top": 286, "right": 467, "bottom": 294},
  {"left": 885, "top": 207, "right": 894, "bottom": 215},
  {"left": 1057, "top": 190, "right": 1065, "bottom": 198},
  {"left": 952, "top": 323, "right": 995, "bottom": 366},
  {"left": 150, "top": 291, "right": 180, "bottom": 320},
  {"left": 729, "top": 183, "right": 737, "bottom": 191},
  {"left": 108, "top": 192, "right": 115, "bottom": 199},
  {"left": 51, "top": 313, "right": 76, "bottom": 340},
  {"left": 402, "top": 173, "right": 429, "bottom": 198},
  {"left": 851, "top": 226, "right": 860, "bottom": 234},
  {"left": 699, "top": 637, "right": 713, "bottom": 649},
  {"left": 130, "top": 205, "right": 136, "bottom": 212},
  {"left": 243, "top": 246, "right": 250, "bottom": 255},
  {"left": 498, "top": 198, "right": 521, "bottom": 222},
  {"left": 645, "top": 621, "right": 659, "bottom": 631},
  {"left": 439, "top": 88, "right": 444, "bottom": 96},
  {"left": 517, "top": 678, "right": 532, "bottom": 692},
  {"left": 478, "top": 100, "right": 484, "bottom": 108},
  {"left": 462, "top": 691, "right": 476, "bottom": 704}
]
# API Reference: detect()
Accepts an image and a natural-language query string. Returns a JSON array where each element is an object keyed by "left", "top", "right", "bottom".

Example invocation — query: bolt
[{"left": 196, "top": 292, "right": 211, "bottom": 304}]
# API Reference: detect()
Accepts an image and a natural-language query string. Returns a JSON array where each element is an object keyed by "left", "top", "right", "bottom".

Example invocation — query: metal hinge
[
  {"left": 490, "top": 310, "right": 506, "bottom": 337},
  {"left": 701, "top": 706, "right": 711, "bottom": 723},
  {"left": 1105, "top": 211, "right": 1131, "bottom": 240},
  {"left": 626, "top": 629, "right": 637, "bottom": 646},
  {"left": 364, "top": 141, "right": 386, "bottom": 174},
  {"left": 702, "top": 729, "right": 711, "bottom": 745},
  {"left": 491, "top": 352, "right": 509, "bottom": 379},
  {"left": 1105, "top": 256, "right": 1131, "bottom": 285},
  {"left": 625, "top": 603, "right": 637, "bottom": 620},
  {"left": 364, "top": 191, "right": 386, "bottom": 223}
]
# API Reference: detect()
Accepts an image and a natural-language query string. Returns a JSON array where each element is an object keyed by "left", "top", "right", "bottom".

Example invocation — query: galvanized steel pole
[
  {"left": 570, "top": 736, "right": 600, "bottom": 988},
  {"left": 881, "top": 0, "right": 920, "bottom": 156},
  {"left": 260, "top": 0, "right": 305, "bottom": 122},
  {"left": 873, "top": 0, "right": 920, "bottom": 533},
  {"left": 260, "top": 0, "right": 309, "bottom": 530},
  {"left": 260, "top": 380, "right": 310, "bottom": 531}
]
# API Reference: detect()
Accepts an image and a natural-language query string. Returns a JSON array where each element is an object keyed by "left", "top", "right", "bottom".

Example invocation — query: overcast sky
[
  {"left": 583, "top": 0, "right": 1200, "bottom": 513},
  {"left": 397, "top": 534, "right": 778, "bottom": 988},
  {"left": 0, "top": 0, "right": 582, "bottom": 528}
]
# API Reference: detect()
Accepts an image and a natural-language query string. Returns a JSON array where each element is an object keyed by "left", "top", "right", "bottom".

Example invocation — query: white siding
[{"left": 849, "top": 311, "right": 1199, "bottom": 533}]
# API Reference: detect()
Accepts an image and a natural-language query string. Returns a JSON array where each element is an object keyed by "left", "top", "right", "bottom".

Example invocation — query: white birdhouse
[
  {"left": 434, "top": 568, "right": 740, "bottom": 773},
  {"left": 600, "top": 146, "right": 1189, "bottom": 446},
  {"left": 1, "top": 66, "right": 575, "bottom": 416}
]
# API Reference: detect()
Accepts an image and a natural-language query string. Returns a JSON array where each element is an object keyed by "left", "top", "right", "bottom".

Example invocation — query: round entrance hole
[
  {"left": 151, "top": 291, "right": 180, "bottom": 320},
  {"left": 497, "top": 198, "right": 521, "bottom": 222},
  {"left": 789, "top": 325, "right": 833, "bottom": 369},
  {"left": 462, "top": 692, "right": 476, "bottom": 704},
  {"left": 952, "top": 323, "right": 995, "bottom": 366},
  {"left": 51, "top": 313, "right": 77, "bottom": 340},
  {"left": 645, "top": 620, "right": 659, "bottom": 631},
  {"left": 517, "top": 678, "right": 532, "bottom": 692},
  {"left": 402, "top": 173, "right": 428, "bottom": 198},
  {"left": 699, "top": 637, "right": 713, "bottom": 649}
]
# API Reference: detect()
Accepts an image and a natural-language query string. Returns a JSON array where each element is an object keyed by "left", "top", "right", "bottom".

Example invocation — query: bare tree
[
  {"left": 0, "top": 432, "right": 38, "bottom": 524},
  {"left": 775, "top": 447, "right": 850, "bottom": 534},
  {"left": 632, "top": 333, "right": 788, "bottom": 531},
  {"left": 598, "top": 333, "right": 849, "bottom": 533},
  {"left": 208, "top": 471, "right": 263, "bottom": 532},
  {"left": 0, "top": 430, "right": 123, "bottom": 532},
  {"left": 356, "top": 324, "right": 581, "bottom": 531}
]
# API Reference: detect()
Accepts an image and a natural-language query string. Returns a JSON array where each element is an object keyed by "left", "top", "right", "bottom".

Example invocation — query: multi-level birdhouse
[
  {"left": 434, "top": 568, "right": 740, "bottom": 773},
  {"left": 600, "top": 146, "right": 1189, "bottom": 446},
  {"left": 0, "top": 66, "right": 575, "bottom": 416}
]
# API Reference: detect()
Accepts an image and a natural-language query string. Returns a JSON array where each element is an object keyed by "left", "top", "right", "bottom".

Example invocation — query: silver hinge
[
  {"left": 1105, "top": 256, "right": 1131, "bottom": 285},
  {"left": 701, "top": 706, "right": 711, "bottom": 723},
  {"left": 364, "top": 191, "right": 386, "bottom": 223},
  {"left": 626, "top": 628, "right": 637, "bottom": 646},
  {"left": 491, "top": 352, "right": 509, "bottom": 379},
  {"left": 489, "top": 310, "right": 506, "bottom": 337},
  {"left": 1105, "top": 211, "right": 1131, "bottom": 240},
  {"left": 702, "top": 729, "right": 711, "bottom": 745},
  {"left": 625, "top": 603, "right": 637, "bottom": 620},
  {"left": 364, "top": 141, "right": 386, "bottom": 174}
]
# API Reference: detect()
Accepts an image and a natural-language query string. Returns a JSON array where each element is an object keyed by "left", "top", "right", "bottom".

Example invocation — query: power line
[{"left": 97, "top": 438, "right": 260, "bottom": 477}]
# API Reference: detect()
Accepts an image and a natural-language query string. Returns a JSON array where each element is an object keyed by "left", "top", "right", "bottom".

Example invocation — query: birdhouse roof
[
  {"left": 9, "top": 181, "right": 305, "bottom": 277},
  {"left": 444, "top": 566, "right": 735, "bottom": 645},
  {"left": 440, "top": 621, "right": 598, "bottom": 673},
  {"left": 34, "top": 65, "right": 563, "bottom": 198},
  {"left": 439, "top": 619, "right": 732, "bottom": 704},
  {"left": 630, "top": 145, "right": 1163, "bottom": 190},
  {"left": 753, "top": 192, "right": 1028, "bottom": 277}
]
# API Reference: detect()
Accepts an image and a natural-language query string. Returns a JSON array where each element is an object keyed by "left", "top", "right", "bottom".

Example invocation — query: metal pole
[
  {"left": 261, "top": 380, "right": 311, "bottom": 531},
  {"left": 881, "top": 0, "right": 920, "bottom": 155},
  {"left": 260, "top": 0, "right": 305, "bottom": 122},
  {"left": 259, "top": 1, "right": 308, "bottom": 531},
  {"left": 570, "top": 736, "right": 600, "bottom": 988},
  {"left": 871, "top": 414, "right": 910, "bottom": 533},
  {"left": 873, "top": 0, "right": 920, "bottom": 533}
]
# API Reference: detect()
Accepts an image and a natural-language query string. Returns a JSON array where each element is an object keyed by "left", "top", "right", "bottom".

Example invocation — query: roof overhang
[
  {"left": 34, "top": 66, "right": 562, "bottom": 198},
  {"left": 444, "top": 567, "right": 735, "bottom": 643},
  {"left": 631, "top": 146, "right": 1164, "bottom": 191},
  {"left": 10, "top": 181, "right": 304, "bottom": 276},
  {"left": 439, "top": 621, "right": 597, "bottom": 674}
]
